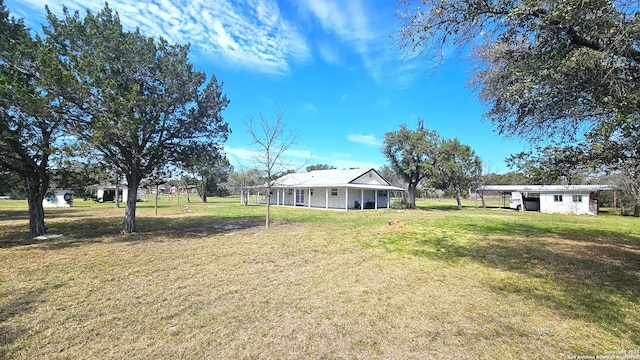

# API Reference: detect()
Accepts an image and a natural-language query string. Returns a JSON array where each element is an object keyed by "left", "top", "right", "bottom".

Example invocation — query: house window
[
  {"left": 572, "top": 195, "right": 582, "bottom": 202},
  {"left": 553, "top": 195, "right": 563, "bottom": 202},
  {"left": 331, "top": 188, "right": 338, "bottom": 196},
  {"left": 310, "top": 189, "right": 314, "bottom": 196},
  {"left": 288, "top": 189, "right": 293, "bottom": 196}
]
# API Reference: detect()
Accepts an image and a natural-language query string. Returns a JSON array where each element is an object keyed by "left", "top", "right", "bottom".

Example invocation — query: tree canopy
[
  {"left": 396, "top": 0, "right": 640, "bottom": 140},
  {"left": 184, "top": 147, "right": 233, "bottom": 202},
  {"left": 306, "top": 164, "right": 336, "bottom": 172},
  {"left": 505, "top": 145, "right": 588, "bottom": 185},
  {"left": 382, "top": 120, "right": 440, "bottom": 208},
  {"left": 434, "top": 138, "right": 482, "bottom": 209},
  {"left": 44, "top": 4, "right": 230, "bottom": 233},
  {"left": 588, "top": 117, "right": 640, "bottom": 215},
  {"left": 0, "top": 0, "right": 73, "bottom": 236}
]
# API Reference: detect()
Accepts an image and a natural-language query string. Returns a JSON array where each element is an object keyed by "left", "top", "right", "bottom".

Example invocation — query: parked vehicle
[
  {"left": 509, "top": 191, "right": 540, "bottom": 211},
  {"left": 509, "top": 196, "right": 522, "bottom": 210}
]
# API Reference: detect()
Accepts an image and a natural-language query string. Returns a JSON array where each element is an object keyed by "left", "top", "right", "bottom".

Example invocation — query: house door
[{"left": 295, "top": 189, "right": 304, "bottom": 206}]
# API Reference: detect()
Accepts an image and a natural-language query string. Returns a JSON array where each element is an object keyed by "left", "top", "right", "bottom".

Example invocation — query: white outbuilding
[
  {"left": 260, "top": 168, "right": 404, "bottom": 211},
  {"left": 43, "top": 189, "right": 73, "bottom": 208},
  {"left": 477, "top": 185, "right": 615, "bottom": 215}
]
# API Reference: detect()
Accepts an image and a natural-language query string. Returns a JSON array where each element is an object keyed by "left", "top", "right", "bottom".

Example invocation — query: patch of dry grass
[{"left": 0, "top": 199, "right": 639, "bottom": 359}]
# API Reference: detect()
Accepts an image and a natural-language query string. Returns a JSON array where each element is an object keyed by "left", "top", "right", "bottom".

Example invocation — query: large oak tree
[
  {"left": 382, "top": 120, "right": 440, "bottom": 209},
  {"left": 434, "top": 138, "right": 482, "bottom": 209},
  {"left": 396, "top": 0, "right": 640, "bottom": 140},
  {"left": 45, "top": 5, "right": 230, "bottom": 233}
]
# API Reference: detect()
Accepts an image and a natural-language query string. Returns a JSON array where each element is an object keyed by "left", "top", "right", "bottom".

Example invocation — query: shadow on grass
[
  {"left": 0, "top": 209, "right": 110, "bottom": 223},
  {"left": 0, "top": 286, "right": 53, "bottom": 358},
  {"left": 370, "top": 218, "right": 640, "bottom": 344},
  {"left": 116, "top": 215, "right": 265, "bottom": 243},
  {"left": 0, "top": 213, "right": 266, "bottom": 249},
  {"left": 0, "top": 210, "right": 29, "bottom": 222}
]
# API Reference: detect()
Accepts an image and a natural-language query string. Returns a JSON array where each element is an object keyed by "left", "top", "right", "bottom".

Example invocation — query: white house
[
  {"left": 262, "top": 168, "right": 404, "bottom": 211},
  {"left": 477, "top": 185, "right": 615, "bottom": 215}
]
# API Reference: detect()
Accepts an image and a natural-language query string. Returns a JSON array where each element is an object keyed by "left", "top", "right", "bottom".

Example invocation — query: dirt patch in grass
[{"left": 383, "top": 219, "right": 408, "bottom": 231}]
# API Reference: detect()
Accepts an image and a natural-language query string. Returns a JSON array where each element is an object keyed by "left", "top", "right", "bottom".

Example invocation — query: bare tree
[{"left": 247, "top": 106, "right": 298, "bottom": 228}]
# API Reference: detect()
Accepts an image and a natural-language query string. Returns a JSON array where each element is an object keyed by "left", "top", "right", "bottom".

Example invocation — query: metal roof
[
  {"left": 477, "top": 185, "right": 616, "bottom": 193},
  {"left": 270, "top": 168, "right": 405, "bottom": 191}
]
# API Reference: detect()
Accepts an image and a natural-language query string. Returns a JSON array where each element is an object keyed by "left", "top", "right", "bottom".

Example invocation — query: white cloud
[
  {"left": 299, "top": 0, "right": 374, "bottom": 44},
  {"left": 341, "top": 94, "right": 350, "bottom": 102},
  {"left": 347, "top": 134, "right": 382, "bottom": 146},
  {"left": 297, "top": 0, "right": 416, "bottom": 87},
  {"left": 225, "top": 146, "right": 257, "bottom": 165},
  {"left": 317, "top": 40, "right": 341, "bottom": 65},
  {"left": 303, "top": 103, "right": 318, "bottom": 112},
  {"left": 11, "top": 0, "right": 310, "bottom": 75}
]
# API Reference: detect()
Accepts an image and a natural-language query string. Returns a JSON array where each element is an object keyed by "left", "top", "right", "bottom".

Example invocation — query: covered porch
[{"left": 261, "top": 185, "right": 402, "bottom": 211}]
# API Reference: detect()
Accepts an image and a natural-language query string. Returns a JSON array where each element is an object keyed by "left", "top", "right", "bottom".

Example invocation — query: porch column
[
  {"left": 276, "top": 190, "right": 280, "bottom": 206},
  {"left": 345, "top": 188, "right": 349, "bottom": 211},
  {"left": 325, "top": 188, "right": 329, "bottom": 209},
  {"left": 361, "top": 189, "right": 364, "bottom": 210},
  {"left": 375, "top": 190, "right": 378, "bottom": 209},
  {"left": 308, "top": 188, "right": 311, "bottom": 208},
  {"left": 387, "top": 190, "right": 390, "bottom": 208}
]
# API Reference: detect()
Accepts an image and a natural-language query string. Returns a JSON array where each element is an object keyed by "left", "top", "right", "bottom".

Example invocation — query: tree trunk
[
  {"left": 634, "top": 199, "right": 640, "bottom": 217},
  {"left": 408, "top": 182, "right": 417, "bottom": 209},
  {"left": 27, "top": 175, "right": 48, "bottom": 237},
  {"left": 265, "top": 188, "right": 271, "bottom": 228},
  {"left": 122, "top": 175, "right": 139, "bottom": 233},
  {"left": 27, "top": 191, "right": 47, "bottom": 237},
  {"left": 155, "top": 184, "right": 159, "bottom": 216},
  {"left": 114, "top": 174, "right": 120, "bottom": 208},
  {"left": 455, "top": 190, "right": 462, "bottom": 210},
  {"left": 200, "top": 176, "right": 208, "bottom": 203}
]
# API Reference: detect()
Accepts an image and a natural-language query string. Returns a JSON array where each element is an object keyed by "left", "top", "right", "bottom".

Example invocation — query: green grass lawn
[{"left": 0, "top": 197, "right": 639, "bottom": 359}]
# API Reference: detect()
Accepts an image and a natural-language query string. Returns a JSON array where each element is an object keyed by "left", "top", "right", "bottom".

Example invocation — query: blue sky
[{"left": 6, "top": 0, "right": 528, "bottom": 174}]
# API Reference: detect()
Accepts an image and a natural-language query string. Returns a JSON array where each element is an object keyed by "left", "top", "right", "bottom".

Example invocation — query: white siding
[
  {"left": 268, "top": 187, "right": 391, "bottom": 209},
  {"left": 539, "top": 192, "right": 594, "bottom": 215},
  {"left": 351, "top": 170, "right": 388, "bottom": 185}
]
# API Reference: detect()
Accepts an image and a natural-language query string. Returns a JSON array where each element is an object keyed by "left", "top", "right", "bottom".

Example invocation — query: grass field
[{"left": 1, "top": 196, "right": 639, "bottom": 359}]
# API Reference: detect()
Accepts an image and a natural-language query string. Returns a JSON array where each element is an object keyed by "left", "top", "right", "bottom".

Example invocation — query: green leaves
[
  {"left": 505, "top": 145, "right": 587, "bottom": 185},
  {"left": 397, "top": 0, "right": 640, "bottom": 142},
  {"left": 382, "top": 120, "right": 481, "bottom": 208},
  {"left": 32, "top": 3, "right": 231, "bottom": 232}
]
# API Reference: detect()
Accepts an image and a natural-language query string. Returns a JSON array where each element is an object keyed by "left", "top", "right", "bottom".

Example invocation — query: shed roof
[{"left": 477, "top": 185, "right": 615, "bottom": 193}]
